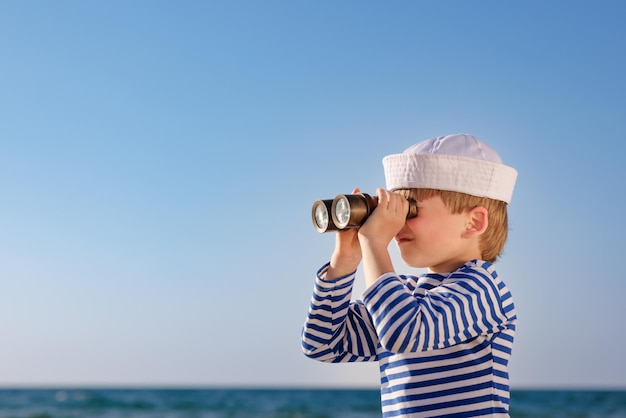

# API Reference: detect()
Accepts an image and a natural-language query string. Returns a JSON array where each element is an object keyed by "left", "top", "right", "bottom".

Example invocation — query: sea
[{"left": 0, "top": 388, "right": 625, "bottom": 418}]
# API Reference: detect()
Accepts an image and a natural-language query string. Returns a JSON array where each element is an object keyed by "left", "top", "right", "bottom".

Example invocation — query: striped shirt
[{"left": 302, "top": 259, "right": 516, "bottom": 417}]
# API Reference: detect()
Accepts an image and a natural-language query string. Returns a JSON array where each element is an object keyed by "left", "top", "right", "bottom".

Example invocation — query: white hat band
[{"left": 383, "top": 153, "right": 518, "bottom": 203}]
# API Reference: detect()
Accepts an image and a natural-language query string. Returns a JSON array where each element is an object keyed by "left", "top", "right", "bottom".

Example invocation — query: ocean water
[{"left": 0, "top": 388, "right": 624, "bottom": 418}]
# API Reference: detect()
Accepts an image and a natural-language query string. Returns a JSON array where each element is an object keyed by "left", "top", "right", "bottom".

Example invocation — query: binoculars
[{"left": 311, "top": 193, "right": 418, "bottom": 233}]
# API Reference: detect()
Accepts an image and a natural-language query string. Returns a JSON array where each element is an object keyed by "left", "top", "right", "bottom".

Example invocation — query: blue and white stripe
[{"left": 302, "top": 260, "right": 516, "bottom": 417}]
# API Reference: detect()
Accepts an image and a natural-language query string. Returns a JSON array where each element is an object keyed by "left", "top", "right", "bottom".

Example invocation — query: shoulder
[{"left": 439, "top": 260, "right": 503, "bottom": 295}]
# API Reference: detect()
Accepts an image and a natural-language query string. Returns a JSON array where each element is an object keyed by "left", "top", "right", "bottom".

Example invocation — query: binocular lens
[
  {"left": 311, "top": 199, "right": 339, "bottom": 233},
  {"left": 313, "top": 201, "right": 330, "bottom": 231},
  {"left": 333, "top": 196, "right": 351, "bottom": 229}
]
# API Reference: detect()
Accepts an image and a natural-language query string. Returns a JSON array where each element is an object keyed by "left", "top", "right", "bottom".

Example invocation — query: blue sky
[{"left": 1, "top": 1, "right": 625, "bottom": 389}]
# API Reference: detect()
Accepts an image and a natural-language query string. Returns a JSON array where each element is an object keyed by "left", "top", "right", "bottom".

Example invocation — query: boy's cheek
[{"left": 405, "top": 217, "right": 421, "bottom": 231}]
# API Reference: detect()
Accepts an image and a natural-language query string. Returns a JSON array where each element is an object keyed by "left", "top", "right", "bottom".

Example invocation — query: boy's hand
[
  {"left": 327, "top": 188, "right": 363, "bottom": 280},
  {"left": 358, "top": 188, "right": 408, "bottom": 246}
]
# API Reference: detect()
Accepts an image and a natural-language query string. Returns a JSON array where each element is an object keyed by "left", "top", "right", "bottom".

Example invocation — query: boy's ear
[{"left": 463, "top": 206, "right": 488, "bottom": 238}]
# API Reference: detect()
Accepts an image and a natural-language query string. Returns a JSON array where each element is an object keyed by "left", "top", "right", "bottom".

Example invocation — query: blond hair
[{"left": 398, "top": 188, "right": 509, "bottom": 263}]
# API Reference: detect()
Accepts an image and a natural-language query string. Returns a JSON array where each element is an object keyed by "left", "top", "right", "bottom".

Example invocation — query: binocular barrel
[{"left": 311, "top": 193, "right": 418, "bottom": 233}]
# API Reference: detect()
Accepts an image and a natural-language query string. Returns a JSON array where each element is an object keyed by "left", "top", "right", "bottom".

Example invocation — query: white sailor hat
[{"left": 382, "top": 134, "right": 518, "bottom": 203}]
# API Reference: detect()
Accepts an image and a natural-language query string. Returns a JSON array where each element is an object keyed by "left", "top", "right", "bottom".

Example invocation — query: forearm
[
  {"left": 326, "top": 228, "right": 362, "bottom": 281},
  {"left": 327, "top": 252, "right": 361, "bottom": 281},
  {"left": 355, "top": 188, "right": 406, "bottom": 288},
  {"left": 362, "top": 274, "right": 424, "bottom": 353},
  {"left": 360, "top": 237, "right": 395, "bottom": 289},
  {"left": 302, "top": 263, "right": 379, "bottom": 362}
]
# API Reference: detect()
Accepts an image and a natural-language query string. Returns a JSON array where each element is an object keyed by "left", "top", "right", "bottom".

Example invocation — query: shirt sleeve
[
  {"left": 361, "top": 264, "right": 511, "bottom": 353},
  {"left": 301, "top": 263, "right": 380, "bottom": 363}
]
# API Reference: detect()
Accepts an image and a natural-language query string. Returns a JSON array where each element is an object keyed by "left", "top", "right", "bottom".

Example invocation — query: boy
[{"left": 301, "top": 134, "right": 518, "bottom": 417}]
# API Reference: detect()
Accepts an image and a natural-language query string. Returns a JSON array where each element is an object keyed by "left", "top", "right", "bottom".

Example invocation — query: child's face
[{"left": 394, "top": 195, "right": 478, "bottom": 274}]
